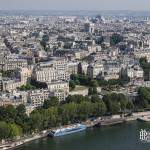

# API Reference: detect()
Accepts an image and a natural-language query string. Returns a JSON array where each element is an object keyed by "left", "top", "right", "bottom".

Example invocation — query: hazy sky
[{"left": 0, "top": 0, "right": 150, "bottom": 11}]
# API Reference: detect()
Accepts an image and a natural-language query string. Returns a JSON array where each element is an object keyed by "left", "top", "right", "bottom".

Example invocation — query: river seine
[{"left": 16, "top": 121, "right": 150, "bottom": 150}]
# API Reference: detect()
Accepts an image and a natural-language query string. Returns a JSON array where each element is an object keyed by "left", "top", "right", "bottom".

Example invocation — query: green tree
[
  {"left": 0, "top": 122, "right": 22, "bottom": 140},
  {"left": 88, "top": 87, "right": 93, "bottom": 95},
  {"left": 92, "top": 101, "right": 107, "bottom": 116},
  {"left": 103, "top": 94, "right": 113, "bottom": 112},
  {"left": 49, "top": 96, "right": 59, "bottom": 107},
  {"left": 44, "top": 107, "right": 59, "bottom": 128},
  {"left": 90, "top": 80, "right": 98, "bottom": 87},
  {"left": 103, "top": 93, "right": 129, "bottom": 114},
  {"left": 98, "top": 79, "right": 108, "bottom": 86},
  {"left": 110, "top": 33, "right": 123, "bottom": 45},
  {"left": 91, "top": 95, "right": 101, "bottom": 103},
  {"left": 0, "top": 106, "right": 6, "bottom": 121},
  {"left": 93, "top": 87, "right": 97, "bottom": 94},
  {"left": 139, "top": 57, "right": 150, "bottom": 81},
  {"left": 65, "top": 95, "right": 88, "bottom": 104},
  {"left": 43, "top": 100, "right": 51, "bottom": 109},
  {"left": 9, "top": 124, "right": 22, "bottom": 139},
  {"left": 69, "top": 80, "right": 76, "bottom": 90},
  {"left": 43, "top": 96, "right": 59, "bottom": 109},
  {"left": 112, "top": 102, "right": 121, "bottom": 114},
  {"left": 61, "top": 103, "right": 77, "bottom": 124},
  {"left": 77, "top": 101, "right": 93, "bottom": 120},
  {"left": 15, "top": 104, "right": 28, "bottom": 131},
  {"left": 0, "top": 121, "right": 10, "bottom": 140},
  {"left": 138, "top": 87, "right": 150, "bottom": 107},
  {"left": 139, "top": 57, "right": 147, "bottom": 67},
  {"left": 5, "top": 105, "right": 17, "bottom": 123},
  {"left": 117, "top": 93, "right": 128, "bottom": 111},
  {"left": 16, "top": 104, "right": 26, "bottom": 116},
  {"left": 126, "top": 101, "right": 134, "bottom": 110},
  {"left": 30, "top": 110, "right": 43, "bottom": 131}
]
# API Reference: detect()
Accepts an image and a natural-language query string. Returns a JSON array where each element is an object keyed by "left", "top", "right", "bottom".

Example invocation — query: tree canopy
[{"left": 110, "top": 33, "right": 123, "bottom": 46}]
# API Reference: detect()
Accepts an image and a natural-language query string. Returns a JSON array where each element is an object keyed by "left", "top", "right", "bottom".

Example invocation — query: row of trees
[
  {"left": 0, "top": 105, "right": 26, "bottom": 140},
  {"left": 0, "top": 87, "right": 147, "bottom": 141},
  {"left": 0, "top": 96, "right": 107, "bottom": 140},
  {"left": 137, "top": 87, "right": 150, "bottom": 108},
  {"left": 31, "top": 98, "right": 107, "bottom": 130},
  {"left": 17, "top": 83, "right": 37, "bottom": 91},
  {"left": 0, "top": 122, "right": 22, "bottom": 140},
  {"left": 27, "top": 93, "right": 135, "bottom": 132},
  {"left": 18, "top": 80, "right": 47, "bottom": 91},
  {"left": 69, "top": 74, "right": 130, "bottom": 91},
  {"left": 103, "top": 93, "right": 134, "bottom": 114}
]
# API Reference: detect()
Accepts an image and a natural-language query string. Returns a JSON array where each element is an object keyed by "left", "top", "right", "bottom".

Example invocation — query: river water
[{"left": 17, "top": 121, "right": 150, "bottom": 150}]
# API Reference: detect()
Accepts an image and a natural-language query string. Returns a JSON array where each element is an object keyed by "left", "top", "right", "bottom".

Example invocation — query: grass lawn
[{"left": 73, "top": 85, "right": 88, "bottom": 91}]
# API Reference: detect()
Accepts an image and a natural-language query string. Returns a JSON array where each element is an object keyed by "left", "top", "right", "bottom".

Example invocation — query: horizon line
[{"left": 1, "top": 9, "right": 150, "bottom": 12}]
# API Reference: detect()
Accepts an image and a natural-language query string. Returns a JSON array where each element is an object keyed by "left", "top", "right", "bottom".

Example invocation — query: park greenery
[
  {"left": 0, "top": 96, "right": 106, "bottom": 140},
  {"left": 17, "top": 83, "right": 36, "bottom": 91},
  {"left": 103, "top": 93, "right": 134, "bottom": 114},
  {"left": 0, "top": 121, "right": 22, "bottom": 140},
  {"left": 1, "top": 86, "right": 148, "bottom": 141},
  {"left": 17, "top": 79, "right": 47, "bottom": 91},
  {"left": 110, "top": 33, "right": 123, "bottom": 46},
  {"left": 139, "top": 57, "right": 150, "bottom": 81},
  {"left": 137, "top": 87, "right": 150, "bottom": 108},
  {"left": 0, "top": 70, "right": 16, "bottom": 78},
  {"left": 69, "top": 74, "right": 130, "bottom": 91}
]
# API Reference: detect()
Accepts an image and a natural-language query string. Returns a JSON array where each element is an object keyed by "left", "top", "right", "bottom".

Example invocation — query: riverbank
[
  {"left": 15, "top": 121, "right": 150, "bottom": 150},
  {"left": 0, "top": 132, "right": 48, "bottom": 150},
  {"left": 83, "top": 111, "right": 150, "bottom": 127},
  {"left": 1, "top": 111, "right": 150, "bottom": 150}
]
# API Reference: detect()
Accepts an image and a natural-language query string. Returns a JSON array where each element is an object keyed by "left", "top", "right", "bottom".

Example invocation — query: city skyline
[{"left": 0, "top": 0, "right": 150, "bottom": 11}]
